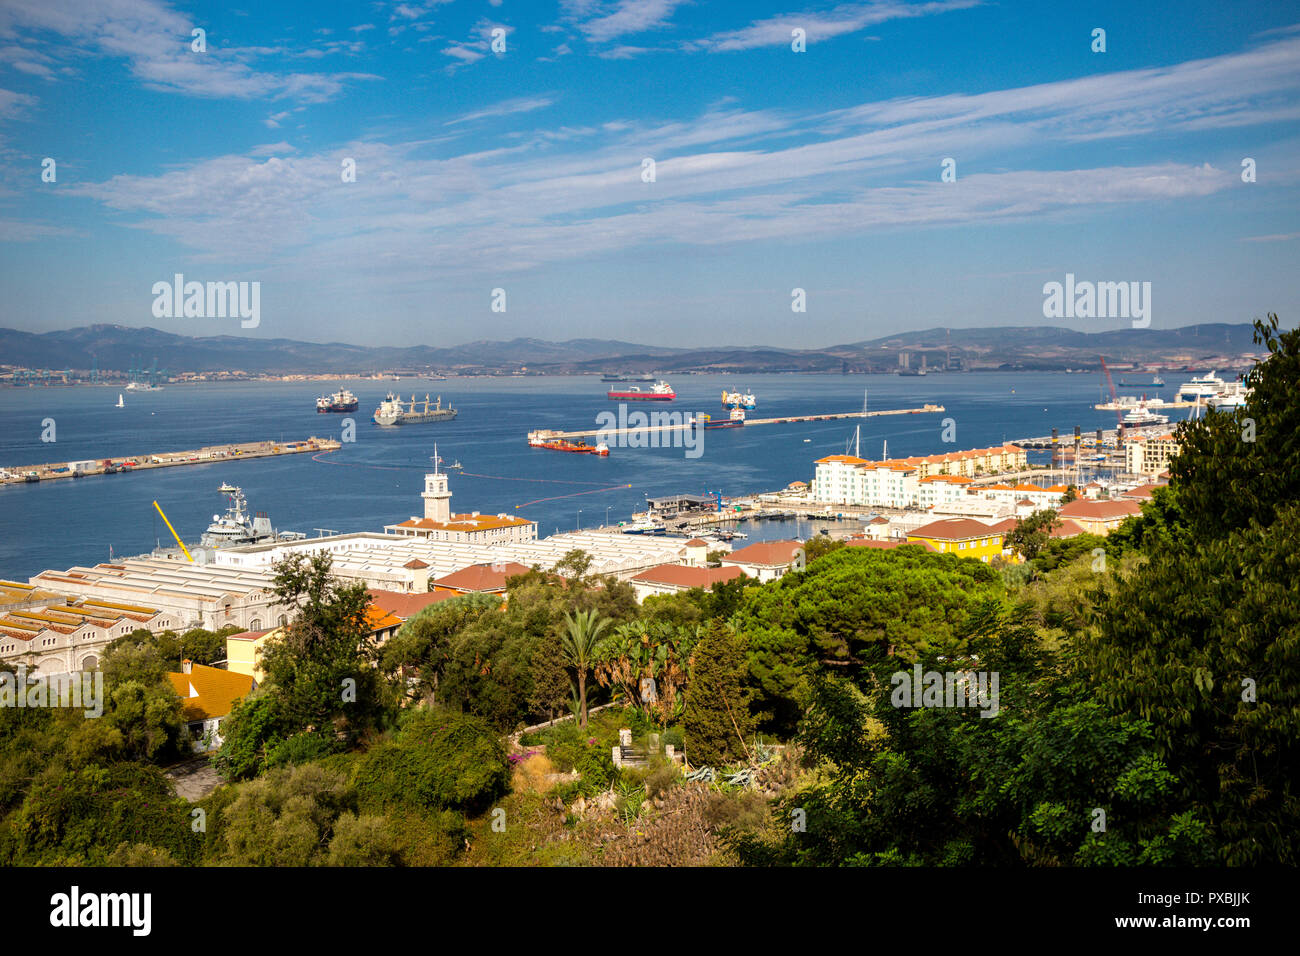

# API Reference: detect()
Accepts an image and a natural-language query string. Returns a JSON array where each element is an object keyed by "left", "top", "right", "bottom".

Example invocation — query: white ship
[
  {"left": 125, "top": 381, "right": 164, "bottom": 392},
  {"left": 1122, "top": 404, "right": 1170, "bottom": 427},
  {"left": 1177, "top": 371, "right": 1226, "bottom": 400},
  {"left": 721, "top": 389, "right": 757, "bottom": 409},
  {"left": 1207, "top": 381, "right": 1251, "bottom": 411},
  {"left": 373, "top": 392, "right": 457, "bottom": 426}
]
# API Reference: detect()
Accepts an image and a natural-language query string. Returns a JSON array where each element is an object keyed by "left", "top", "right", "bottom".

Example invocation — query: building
[
  {"left": 811, "top": 445, "right": 1029, "bottom": 508},
  {"left": 432, "top": 561, "right": 533, "bottom": 595},
  {"left": 365, "top": 588, "right": 461, "bottom": 621},
  {"left": 28, "top": 559, "right": 291, "bottom": 632},
  {"left": 384, "top": 462, "right": 537, "bottom": 544},
  {"left": 1124, "top": 434, "right": 1181, "bottom": 477},
  {"left": 906, "top": 519, "right": 1004, "bottom": 562},
  {"left": 844, "top": 537, "right": 938, "bottom": 553},
  {"left": 166, "top": 661, "right": 256, "bottom": 752},
  {"left": 918, "top": 475, "right": 975, "bottom": 509},
  {"left": 225, "top": 628, "right": 275, "bottom": 683},
  {"left": 629, "top": 564, "right": 746, "bottom": 602},
  {"left": 1056, "top": 498, "right": 1144, "bottom": 535},
  {"left": 0, "top": 580, "right": 182, "bottom": 674},
  {"left": 719, "top": 540, "right": 804, "bottom": 582}
]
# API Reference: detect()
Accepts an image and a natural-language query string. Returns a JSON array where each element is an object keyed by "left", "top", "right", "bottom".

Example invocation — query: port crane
[{"left": 1099, "top": 355, "right": 1125, "bottom": 440}]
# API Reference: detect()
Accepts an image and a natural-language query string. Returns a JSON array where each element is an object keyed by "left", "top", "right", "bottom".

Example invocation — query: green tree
[
  {"left": 683, "top": 622, "right": 755, "bottom": 767},
  {"left": 1005, "top": 509, "right": 1059, "bottom": 562},
  {"left": 560, "top": 609, "right": 611, "bottom": 728}
]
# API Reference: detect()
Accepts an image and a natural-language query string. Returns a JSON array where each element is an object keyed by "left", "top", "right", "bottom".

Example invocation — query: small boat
[{"left": 116, "top": 394, "right": 124, "bottom": 408}]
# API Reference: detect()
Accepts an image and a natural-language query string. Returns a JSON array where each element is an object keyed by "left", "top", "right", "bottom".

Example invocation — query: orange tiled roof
[
  {"left": 364, "top": 605, "right": 403, "bottom": 632},
  {"left": 845, "top": 538, "right": 939, "bottom": 553},
  {"left": 394, "top": 512, "right": 534, "bottom": 532},
  {"left": 166, "top": 663, "right": 255, "bottom": 722}
]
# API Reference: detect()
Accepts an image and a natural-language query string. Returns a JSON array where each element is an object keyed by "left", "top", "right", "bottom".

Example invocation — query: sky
[{"left": 0, "top": 0, "right": 1298, "bottom": 349}]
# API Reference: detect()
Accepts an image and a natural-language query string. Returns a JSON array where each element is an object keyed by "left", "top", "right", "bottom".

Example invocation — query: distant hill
[{"left": 0, "top": 322, "right": 1268, "bottom": 375}]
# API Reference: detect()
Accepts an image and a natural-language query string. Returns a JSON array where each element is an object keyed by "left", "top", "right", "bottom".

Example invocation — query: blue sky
[{"left": 1, "top": 0, "right": 1298, "bottom": 348}]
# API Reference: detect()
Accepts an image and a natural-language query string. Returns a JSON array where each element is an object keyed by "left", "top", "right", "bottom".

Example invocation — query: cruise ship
[
  {"left": 1177, "top": 372, "right": 1227, "bottom": 400},
  {"left": 373, "top": 393, "right": 458, "bottom": 426},
  {"left": 1207, "top": 381, "right": 1252, "bottom": 411}
]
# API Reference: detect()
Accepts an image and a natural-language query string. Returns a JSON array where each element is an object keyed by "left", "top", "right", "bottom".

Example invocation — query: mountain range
[{"left": 0, "top": 323, "right": 1268, "bottom": 376}]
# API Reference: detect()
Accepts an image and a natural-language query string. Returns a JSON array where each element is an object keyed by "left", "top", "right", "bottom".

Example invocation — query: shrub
[
  {"left": 266, "top": 732, "right": 341, "bottom": 769},
  {"left": 353, "top": 707, "right": 509, "bottom": 815}
]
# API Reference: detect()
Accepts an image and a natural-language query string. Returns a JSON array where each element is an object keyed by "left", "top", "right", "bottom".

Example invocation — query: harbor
[{"left": 0, "top": 437, "right": 342, "bottom": 485}]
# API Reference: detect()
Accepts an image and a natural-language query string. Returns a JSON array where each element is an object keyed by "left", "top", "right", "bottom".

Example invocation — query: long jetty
[
  {"left": 1, "top": 437, "right": 342, "bottom": 485},
  {"left": 532, "top": 403, "right": 946, "bottom": 442}
]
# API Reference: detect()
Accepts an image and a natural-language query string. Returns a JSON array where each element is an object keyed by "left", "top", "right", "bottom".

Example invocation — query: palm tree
[{"left": 561, "top": 609, "right": 611, "bottom": 727}]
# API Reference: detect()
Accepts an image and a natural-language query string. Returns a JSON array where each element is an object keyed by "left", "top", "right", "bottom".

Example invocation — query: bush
[
  {"left": 353, "top": 707, "right": 509, "bottom": 815},
  {"left": 266, "top": 732, "right": 342, "bottom": 769}
]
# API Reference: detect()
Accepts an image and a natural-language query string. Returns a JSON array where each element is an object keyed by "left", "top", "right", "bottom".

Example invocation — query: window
[
  {"left": 277, "top": 615, "right": 287, "bottom": 627},
  {"left": 249, "top": 618, "right": 262, "bottom": 630}
]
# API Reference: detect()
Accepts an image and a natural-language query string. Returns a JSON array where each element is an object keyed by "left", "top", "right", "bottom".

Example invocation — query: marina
[{"left": 0, "top": 437, "right": 341, "bottom": 485}]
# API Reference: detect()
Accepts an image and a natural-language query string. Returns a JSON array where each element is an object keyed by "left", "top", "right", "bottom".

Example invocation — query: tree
[
  {"left": 1061, "top": 485, "right": 1079, "bottom": 504},
  {"left": 802, "top": 536, "right": 845, "bottom": 564},
  {"left": 258, "top": 552, "right": 383, "bottom": 744},
  {"left": 683, "top": 623, "right": 755, "bottom": 767},
  {"left": 1005, "top": 509, "right": 1059, "bottom": 562},
  {"left": 560, "top": 609, "right": 610, "bottom": 727},
  {"left": 1079, "top": 314, "right": 1300, "bottom": 864},
  {"left": 527, "top": 629, "right": 571, "bottom": 724},
  {"left": 594, "top": 620, "right": 699, "bottom": 724}
]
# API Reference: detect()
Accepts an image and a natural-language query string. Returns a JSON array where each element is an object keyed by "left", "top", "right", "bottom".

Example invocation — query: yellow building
[
  {"left": 226, "top": 626, "right": 277, "bottom": 683},
  {"left": 907, "top": 518, "right": 1004, "bottom": 563}
]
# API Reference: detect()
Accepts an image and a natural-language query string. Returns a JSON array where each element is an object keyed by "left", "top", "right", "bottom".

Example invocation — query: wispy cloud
[
  {"left": 445, "top": 95, "right": 557, "bottom": 126},
  {"left": 568, "top": 0, "right": 691, "bottom": 44},
  {"left": 0, "top": 0, "right": 378, "bottom": 102},
  {"left": 686, "top": 0, "right": 982, "bottom": 52}
]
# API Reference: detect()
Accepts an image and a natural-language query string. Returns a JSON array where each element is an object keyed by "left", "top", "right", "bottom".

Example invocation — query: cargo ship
[
  {"left": 721, "top": 389, "right": 756, "bottom": 409},
  {"left": 528, "top": 432, "right": 609, "bottom": 456},
  {"left": 373, "top": 393, "right": 457, "bottom": 426},
  {"left": 697, "top": 408, "right": 746, "bottom": 429},
  {"left": 602, "top": 373, "right": 655, "bottom": 383},
  {"left": 607, "top": 380, "right": 675, "bottom": 401},
  {"left": 316, "top": 388, "right": 359, "bottom": 413}
]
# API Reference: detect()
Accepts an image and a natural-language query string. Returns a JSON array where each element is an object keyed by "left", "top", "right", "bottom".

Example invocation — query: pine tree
[{"left": 683, "top": 623, "right": 754, "bottom": 767}]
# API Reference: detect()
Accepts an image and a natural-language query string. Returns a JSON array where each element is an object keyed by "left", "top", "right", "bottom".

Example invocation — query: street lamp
[
  {"left": 577, "top": 509, "right": 583, "bottom": 531},
  {"left": 605, "top": 506, "right": 611, "bottom": 527}
]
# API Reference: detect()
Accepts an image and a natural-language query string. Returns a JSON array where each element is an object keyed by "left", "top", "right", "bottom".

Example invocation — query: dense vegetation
[{"left": 0, "top": 314, "right": 1292, "bottom": 866}]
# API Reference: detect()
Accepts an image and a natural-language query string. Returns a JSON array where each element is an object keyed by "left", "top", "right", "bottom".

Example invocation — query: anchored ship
[
  {"left": 1121, "top": 403, "right": 1170, "bottom": 427},
  {"left": 1207, "top": 381, "right": 1251, "bottom": 411},
  {"left": 607, "top": 380, "right": 675, "bottom": 401},
  {"left": 528, "top": 432, "right": 609, "bottom": 456},
  {"left": 316, "top": 388, "right": 359, "bottom": 413},
  {"left": 721, "top": 389, "right": 757, "bottom": 409},
  {"left": 373, "top": 392, "right": 458, "bottom": 426},
  {"left": 1176, "top": 371, "right": 1227, "bottom": 400}
]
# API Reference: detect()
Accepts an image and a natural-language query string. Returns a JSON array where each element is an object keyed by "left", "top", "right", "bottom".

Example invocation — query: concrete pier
[{"left": 1, "top": 437, "right": 342, "bottom": 485}]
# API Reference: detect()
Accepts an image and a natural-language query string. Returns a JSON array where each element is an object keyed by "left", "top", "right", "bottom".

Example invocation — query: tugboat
[{"left": 316, "top": 388, "right": 359, "bottom": 413}]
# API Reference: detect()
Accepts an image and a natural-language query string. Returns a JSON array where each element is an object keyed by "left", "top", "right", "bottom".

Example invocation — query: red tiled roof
[
  {"left": 227, "top": 629, "right": 271, "bottom": 642},
  {"left": 403, "top": 558, "right": 430, "bottom": 569},
  {"left": 433, "top": 561, "right": 533, "bottom": 593},
  {"left": 720, "top": 540, "right": 804, "bottom": 567},
  {"left": 1058, "top": 499, "right": 1143, "bottom": 520},
  {"left": 1120, "top": 483, "right": 1165, "bottom": 500},
  {"left": 1049, "top": 519, "right": 1088, "bottom": 538},
  {"left": 631, "top": 564, "right": 746, "bottom": 589},
  {"left": 685, "top": 538, "right": 710, "bottom": 547},
  {"left": 366, "top": 588, "right": 460, "bottom": 619},
  {"left": 909, "top": 518, "right": 1003, "bottom": 541}
]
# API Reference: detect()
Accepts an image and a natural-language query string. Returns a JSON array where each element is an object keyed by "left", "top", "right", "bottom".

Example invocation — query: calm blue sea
[{"left": 0, "top": 373, "right": 1188, "bottom": 579}]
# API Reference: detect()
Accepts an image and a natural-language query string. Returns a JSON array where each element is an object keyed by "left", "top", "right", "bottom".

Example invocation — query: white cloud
[
  {"left": 445, "top": 95, "right": 556, "bottom": 125},
  {"left": 687, "top": 0, "right": 982, "bottom": 52}
]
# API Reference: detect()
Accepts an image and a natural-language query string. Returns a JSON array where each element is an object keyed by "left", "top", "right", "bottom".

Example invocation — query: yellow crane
[{"left": 152, "top": 500, "right": 193, "bottom": 562}]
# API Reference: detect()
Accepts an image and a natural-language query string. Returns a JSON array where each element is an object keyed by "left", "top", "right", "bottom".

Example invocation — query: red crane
[{"left": 1099, "top": 355, "right": 1124, "bottom": 441}]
